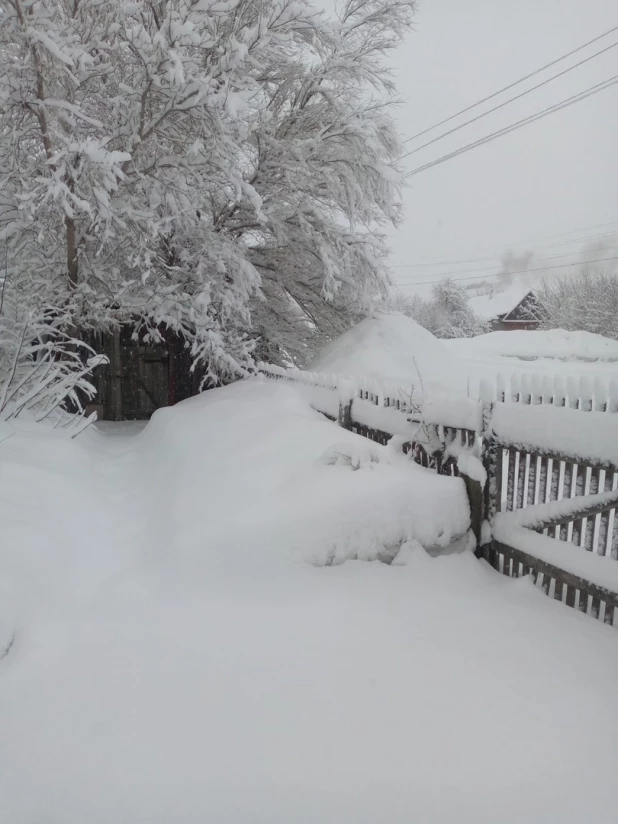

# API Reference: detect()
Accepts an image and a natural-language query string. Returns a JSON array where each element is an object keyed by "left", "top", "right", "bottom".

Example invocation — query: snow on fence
[
  {"left": 259, "top": 363, "right": 481, "bottom": 472},
  {"left": 485, "top": 384, "right": 618, "bottom": 627},
  {"left": 260, "top": 364, "right": 618, "bottom": 627}
]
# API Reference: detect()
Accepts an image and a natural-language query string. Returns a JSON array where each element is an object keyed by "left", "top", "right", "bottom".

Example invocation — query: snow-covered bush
[{"left": 0, "top": 280, "right": 104, "bottom": 433}]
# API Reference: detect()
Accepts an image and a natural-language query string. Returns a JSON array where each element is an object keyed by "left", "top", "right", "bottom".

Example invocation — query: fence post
[
  {"left": 461, "top": 471, "right": 484, "bottom": 552},
  {"left": 338, "top": 399, "right": 353, "bottom": 429},
  {"left": 337, "top": 379, "right": 354, "bottom": 430},
  {"left": 469, "top": 394, "right": 495, "bottom": 560}
]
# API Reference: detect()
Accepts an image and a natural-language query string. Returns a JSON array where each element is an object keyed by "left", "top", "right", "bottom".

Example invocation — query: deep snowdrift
[
  {"left": 448, "top": 328, "right": 618, "bottom": 362},
  {"left": 310, "top": 312, "right": 466, "bottom": 394},
  {"left": 1, "top": 380, "right": 618, "bottom": 824}
]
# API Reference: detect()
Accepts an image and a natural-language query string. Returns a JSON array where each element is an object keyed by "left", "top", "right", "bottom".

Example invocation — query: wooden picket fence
[
  {"left": 260, "top": 364, "right": 618, "bottom": 626},
  {"left": 484, "top": 384, "right": 618, "bottom": 626}
]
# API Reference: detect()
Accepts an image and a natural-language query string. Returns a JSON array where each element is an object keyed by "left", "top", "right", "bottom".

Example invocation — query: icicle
[
  {"left": 496, "top": 372, "right": 507, "bottom": 402},
  {"left": 510, "top": 373, "right": 521, "bottom": 403}
]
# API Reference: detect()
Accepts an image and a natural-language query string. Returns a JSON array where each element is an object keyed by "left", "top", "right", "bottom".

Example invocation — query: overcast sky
[{"left": 389, "top": 0, "right": 618, "bottom": 296}]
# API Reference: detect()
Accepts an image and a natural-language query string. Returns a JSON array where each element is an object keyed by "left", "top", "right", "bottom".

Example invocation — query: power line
[
  {"left": 403, "top": 75, "right": 618, "bottom": 179},
  {"left": 391, "top": 230, "right": 618, "bottom": 268},
  {"left": 400, "top": 40, "right": 618, "bottom": 161},
  {"left": 390, "top": 221, "right": 618, "bottom": 266},
  {"left": 392, "top": 246, "right": 616, "bottom": 274},
  {"left": 396, "top": 255, "right": 618, "bottom": 287},
  {"left": 402, "top": 23, "right": 618, "bottom": 144}
]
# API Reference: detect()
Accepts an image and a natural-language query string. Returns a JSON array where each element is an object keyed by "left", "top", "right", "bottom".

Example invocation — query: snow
[
  {"left": 457, "top": 452, "right": 487, "bottom": 487},
  {"left": 493, "top": 514, "right": 618, "bottom": 593},
  {"left": 310, "top": 312, "right": 467, "bottom": 396},
  {"left": 468, "top": 283, "right": 531, "bottom": 321},
  {"left": 503, "top": 487, "right": 618, "bottom": 533},
  {"left": 491, "top": 402, "right": 618, "bottom": 467},
  {"left": 2, "top": 378, "right": 618, "bottom": 823},
  {"left": 448, "top": 328, "right": 618, "bottom": 362}
]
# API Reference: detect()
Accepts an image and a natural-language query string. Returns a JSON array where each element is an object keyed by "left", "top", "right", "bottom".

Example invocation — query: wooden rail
[{"left": 490, "top": 542, "right": 618, "bottom": 625}]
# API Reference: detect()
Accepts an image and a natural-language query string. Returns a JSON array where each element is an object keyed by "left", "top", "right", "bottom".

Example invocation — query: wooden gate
[{"left": 87, "top": 326, "right": 197, "bottom": 420}]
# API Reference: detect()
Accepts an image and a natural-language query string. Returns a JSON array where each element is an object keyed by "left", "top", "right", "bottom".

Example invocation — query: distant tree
[
  {"left": 539, "top": 270, "right": 618, "bottom": 340},
  {"left": 389, "top": 280, "right": 488, "bottom": 339}
]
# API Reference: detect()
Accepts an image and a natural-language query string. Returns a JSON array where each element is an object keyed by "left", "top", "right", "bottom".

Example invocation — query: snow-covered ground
[
  {"left": 452, "top": 344, "right": 618, "bottom": 401},
  {"left": 2, "top": 379, "right": 618, "bottom": 823},
  {"left": 447, "top": 328, "right": 618, "bottom": 362}
]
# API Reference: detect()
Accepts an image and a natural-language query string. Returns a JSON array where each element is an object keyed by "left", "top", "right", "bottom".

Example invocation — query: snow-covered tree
[
  {"left": 0, "top": 0, "right": 415, "bottom": 389},
  {"left": 389, "top": 280, "right": 488, "bottom": 339},
  {"left": 539, "top": 270, "right": 618, "bottom": 339}
]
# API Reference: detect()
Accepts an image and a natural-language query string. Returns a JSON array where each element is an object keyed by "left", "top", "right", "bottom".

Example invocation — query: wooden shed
[{"left": 85, "top": 326, "right": 201, "bottom": 421}]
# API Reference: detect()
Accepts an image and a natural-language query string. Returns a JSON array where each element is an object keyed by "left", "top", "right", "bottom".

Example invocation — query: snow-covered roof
[
  {"left": 446, "top": 329, "right": 618, "bottom": 362},
  {"left": 468, "top": 284, "right": 533, "bottom": 321},
  {"left": 310, "top": 312, "right": 466, "bottom": 394}
]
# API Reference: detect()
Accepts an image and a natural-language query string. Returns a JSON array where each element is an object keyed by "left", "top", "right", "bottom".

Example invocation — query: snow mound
[
  {"left": 310, "top": 312, "right": 466, "bottom": 395},
  {"left": 448, "top": 329, "right": 618, "bottom": 362},
  {"left": 137, "top": 379, "right": 470, "bottom": 570}
]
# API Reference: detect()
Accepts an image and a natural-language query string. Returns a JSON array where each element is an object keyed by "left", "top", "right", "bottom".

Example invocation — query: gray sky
[{"left": 389, "top": 0, "right": 618, "bottom": 297}]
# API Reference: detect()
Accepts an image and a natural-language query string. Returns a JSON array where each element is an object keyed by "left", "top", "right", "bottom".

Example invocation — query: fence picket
[
  {"left": 527, "top": 454, "right": 537, "bottom": 506},
  {"left": 559, "top": 462, "right": 574, "bottom": 542},
  {"left": 579, "top": 376, "right": 593, "bottom": 412},
  {"left": 516, "top": 451, "right": 526, "bottom": 510},
  {"left": 565, "top": 585, "right": 576, "bottom": 608},
  {"left": 594, "top": 377, "right": 608, "bottom": 412},
  {"left": 585, "top": 468, "right": 601, "bottom": 551},
  {"left": 537, "top": 456, "right": 548, "bottom": 505},
  {"left": 553, "top": 376, "right": 567, "bottom": 408},
  {"left": 506, "top": 448, "right": 517, "bottom": 511},
  {"left": 597, "top": 470, "right": 614, "bottom": 556},
  {"left": 571, "top": 464, "right": 587, "bottom": 546},
  {"left": 567, "top": 376, "right": 579, "bottom": 409}
]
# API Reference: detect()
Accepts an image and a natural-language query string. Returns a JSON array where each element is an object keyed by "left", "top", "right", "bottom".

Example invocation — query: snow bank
[
  {"left": 263, "top": 366, "right": 482, "bottom": 432},
  {"left": 448, "top": 328, "right": 618, "bottom": 362},
  {"left": 310, "top": 312, "right": 467, "bottom": 396},
  {"left": 0, "top": 420, "right": 135, "bottom": 630},
  {"left": 491, "top": 402, "right": 618, "bottom": 466}
]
